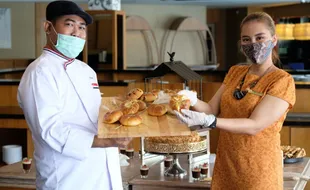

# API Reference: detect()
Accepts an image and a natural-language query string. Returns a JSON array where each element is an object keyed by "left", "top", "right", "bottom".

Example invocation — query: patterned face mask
[{"left": 241, "top": 40, "right": 274, "bottom": 64}]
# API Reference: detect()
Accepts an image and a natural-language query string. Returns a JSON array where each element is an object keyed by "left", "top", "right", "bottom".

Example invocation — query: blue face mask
[{"left": 49, "top": 23, "right": 85, "bottom": 58}]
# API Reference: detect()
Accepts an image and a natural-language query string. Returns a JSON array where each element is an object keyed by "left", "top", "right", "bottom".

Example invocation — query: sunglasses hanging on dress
[
  {"left": 233, "top": 89, "right": 247, "bottom": 100},
  {"left": 233, "top": 65, "right": 272, "bottom": 100},
  {"left": 233, "top": 75, "right": 258, "bottom": 100}
]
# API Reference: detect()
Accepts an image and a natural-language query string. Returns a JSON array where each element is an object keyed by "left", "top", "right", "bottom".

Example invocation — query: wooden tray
[{"left": 97, "top": 97, "right": 191, "bottom": 138}]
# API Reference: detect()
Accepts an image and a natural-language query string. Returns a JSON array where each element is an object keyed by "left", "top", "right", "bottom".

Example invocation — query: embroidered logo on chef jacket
[{"left": 92, "top": 83, "right": 99, "bottom": 89}]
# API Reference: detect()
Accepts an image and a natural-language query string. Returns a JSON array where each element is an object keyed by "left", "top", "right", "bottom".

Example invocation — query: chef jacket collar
[{"left": 43, "top": 47, "right": 75, "bottom": 70}]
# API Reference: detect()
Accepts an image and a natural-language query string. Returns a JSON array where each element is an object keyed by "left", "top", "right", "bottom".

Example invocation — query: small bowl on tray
[{"left": 283, "top": 157, "right": 304, "bottom": 164}]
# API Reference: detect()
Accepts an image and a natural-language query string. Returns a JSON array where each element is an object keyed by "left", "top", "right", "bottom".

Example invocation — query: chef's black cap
[{"left": 46, "top": 0, "right": 92, "bottom": 25}]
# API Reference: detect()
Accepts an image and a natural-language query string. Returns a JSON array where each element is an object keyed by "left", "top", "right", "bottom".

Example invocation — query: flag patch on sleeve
[{"left": 92, "top": 83, "right": 99, "bottom": 89}]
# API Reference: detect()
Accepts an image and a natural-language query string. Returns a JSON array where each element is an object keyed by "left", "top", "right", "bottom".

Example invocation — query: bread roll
[
  {"left": 137, "top": 100, "right": 146, "bottom": 111},
  {"left": 147, "top": 104, "right": 167, "bottom": 116},
  {"left": 173, "top": 89, "right": 181, "bottom": 93},
  {"left": 121, "top": 100, "right": 139, "bottom": 115},
  {"left": 120, "top": 114, "right": 142, "bottom": 126},
  {"left": 126, "top": 88, "right": 144, "bottom": 100},
  {"left": 151, "top": 89, "right": 161, "bottom": 96},
  {"left": 141, "top": 92, "right": 157, "bottom": 102},
  {"left": 103, "top": 110, "right": 123, "bottom": 124},
  {"left": 170, "top": 94, "right": 191, "bottom": 112},
  {"left": 164, "top": 89, "right": 176, "bottom": 96}
]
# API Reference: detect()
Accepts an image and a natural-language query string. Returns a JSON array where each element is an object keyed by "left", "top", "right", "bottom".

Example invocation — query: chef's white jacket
[{"left": 18, "top": 48, "right": 123, "bottom": 190}]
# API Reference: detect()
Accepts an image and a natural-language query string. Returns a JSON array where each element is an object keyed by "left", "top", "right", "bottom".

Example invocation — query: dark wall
[
  {"left": 225, "top": 8, "right": 248, "bottom": 68},
  {"left": 0, "top": 129, "right": 27, "bottom": 164},
  {"left": 265, "top": 4, "right": 310, "bottom": 70}
]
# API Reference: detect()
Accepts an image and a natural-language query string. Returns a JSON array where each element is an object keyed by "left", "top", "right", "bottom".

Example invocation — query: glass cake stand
[{"left": 147, "top": 149, "right": 208, "bottom": 177}]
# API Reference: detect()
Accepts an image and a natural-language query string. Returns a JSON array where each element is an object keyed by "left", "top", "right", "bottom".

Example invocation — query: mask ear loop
[{"left": 45, "top": 21, "right": 58, "bottom": 47}]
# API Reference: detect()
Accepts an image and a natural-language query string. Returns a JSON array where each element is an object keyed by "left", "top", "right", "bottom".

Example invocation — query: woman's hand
[{"left": 175, "top": 109, "right": 216, "bottom": 129}]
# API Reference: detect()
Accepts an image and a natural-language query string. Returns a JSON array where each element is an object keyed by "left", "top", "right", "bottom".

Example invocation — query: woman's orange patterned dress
[{"left": 211, "top": 65, "right": 296, "bottom": 190}]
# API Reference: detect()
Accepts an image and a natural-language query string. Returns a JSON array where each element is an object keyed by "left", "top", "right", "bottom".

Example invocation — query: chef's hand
[
  {"left": 175, "top": 109, "right": 217, "bottom": 129},
  {"left": 92, "top": 137, "right": 132, "bottom": 148},
  {"left": 113, "top": 138, "right": 133, "bottom": 148},
  {"left": 177, "top": 90, "right": 198, "bottom": 106}
]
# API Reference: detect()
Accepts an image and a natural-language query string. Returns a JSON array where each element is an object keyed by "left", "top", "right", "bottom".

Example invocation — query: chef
[{"left": 17, "top": 1, "right": 131, "bottom": 189}]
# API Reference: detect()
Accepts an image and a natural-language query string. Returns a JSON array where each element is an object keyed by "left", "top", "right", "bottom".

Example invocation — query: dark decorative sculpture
[{"left": 167, "top": 52, "right": 175, "bottom": 62}]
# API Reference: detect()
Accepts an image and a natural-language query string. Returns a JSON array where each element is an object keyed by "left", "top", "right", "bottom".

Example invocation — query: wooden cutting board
[{"left": 97, "top": 97, "right": 191, "bottom": 138}]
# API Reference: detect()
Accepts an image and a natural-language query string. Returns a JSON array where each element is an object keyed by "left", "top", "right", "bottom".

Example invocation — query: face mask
[
  {"left": 241, "top": 40, "right": 274, "bottom": 64},
  {"left": 48, "top": 23, "right": 85, "bottom": 58}
]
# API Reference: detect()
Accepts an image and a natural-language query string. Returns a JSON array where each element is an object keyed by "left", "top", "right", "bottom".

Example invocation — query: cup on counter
[
  {"left": 200, "top": 163, "right": 208, "bottom": 177},
  {"left": 22, "top": 157, "right": 32, "bottom": 174},
  {"left": 126, "top": 148, "right": 134, "bottom": 158},
  {"left": 164, "top": 155, "right": 173, "bottom": 168},
  {"left": 140, "top": 165, "right": 149, "bottom": 178},
  {"left": 2, "top": 145, "right": 22, "bottom": 165},
  {"left": 119, "top": 147, "right": 126, "bottom": 155},
  {"left": 192, "top": 167, "right": 201, "bottom": 181}
]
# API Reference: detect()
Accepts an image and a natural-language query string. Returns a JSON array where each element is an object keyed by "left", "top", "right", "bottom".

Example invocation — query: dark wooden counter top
[
  {"left": 0, "top": 154, "right": 142, "bottom": 189},
  {"left": 1, "top": 79, "right": 310, "bottom": 89},
  {"left": 98, "top": 80, "right": 136, "bottom": 86},
  {"left": 1, "top": 67, "right": 310, "bottom": 88},
  {"left": 0, "top": 67, "right": 227, "bottom": 75},
  {"left": 2, "top": 67, "right": 310, "bottom": 74},
  {"left": 2, "top": 67, "right": 310, "bottom": 75},
  {"left": 0, "top": 68, "right": 26, "bottom": 74},
  {"left": 284, "top": 113, "right": 310, "bottom": 126},
  {"left": 0, "top": 79, "right": 136, "bottom": 86},
  {"left": 0, "top": 79, "right": 20, "bottom": 85},
  {"left": 0, "top": 107, "right": 24, "bottom": 119},
  {"left": 0, "top": 154, "right": 308, "bottom": 190}
]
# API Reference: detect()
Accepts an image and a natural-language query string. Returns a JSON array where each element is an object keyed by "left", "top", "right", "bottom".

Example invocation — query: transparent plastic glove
[
  {"left": 177, "top": 90, "right": 198, "bottom": 106},
  {"left": 119, "top": 153, "right": 130, "bottom": 166},
  {"left": 175, "top": 109, "right": 216, "bottom": 128},
  {"left": 153, "top": 91, "right": 171, "bottom": 104}
]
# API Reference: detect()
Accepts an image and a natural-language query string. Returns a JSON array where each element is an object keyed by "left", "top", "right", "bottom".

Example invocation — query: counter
[
  {"left": 0, "top": 153, "right": 143, "bottom": 190},
  {"left": 0, "top": 79, "right": 136, "bottom": 107},
  {"left": 0, "top": 106, "right": 309, "bottom": 126},
  {"left": 285, "top": 113, "right": 310, "bottom": 126},
  {"left": 0, "top": 79, "right": 136, "bottom": 86},
  {"left": 1, "top": 67, "right": 310, "bottom": 88},
  {"left": 130, "top": 155, "right": 310, "bottom": 190},
  {"left": 0, "top": 154, "right": 309, "bottom": 190},
  {"left": 2, "top": 67, "right": 310, "bottom": 75},
  {"left": 0, "top": 68, "right": 26, "bottom": 75}
]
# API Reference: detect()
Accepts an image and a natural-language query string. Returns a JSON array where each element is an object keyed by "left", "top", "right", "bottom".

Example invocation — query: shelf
[
  {"left": 83, "top": 10, "right": 126, "bottom": 70},
  {"left": 0, "top": 162, "right": 6, "bottom": 168}
]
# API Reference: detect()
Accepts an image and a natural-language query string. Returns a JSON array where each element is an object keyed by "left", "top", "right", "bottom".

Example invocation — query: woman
[{"left": 176, "top": 12, "right": 295, "bottom": 189}]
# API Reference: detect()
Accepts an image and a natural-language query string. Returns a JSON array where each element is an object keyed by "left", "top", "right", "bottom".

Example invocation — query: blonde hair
[{"left": 240, "top": 12, "right": 280, "bottom": 64}]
